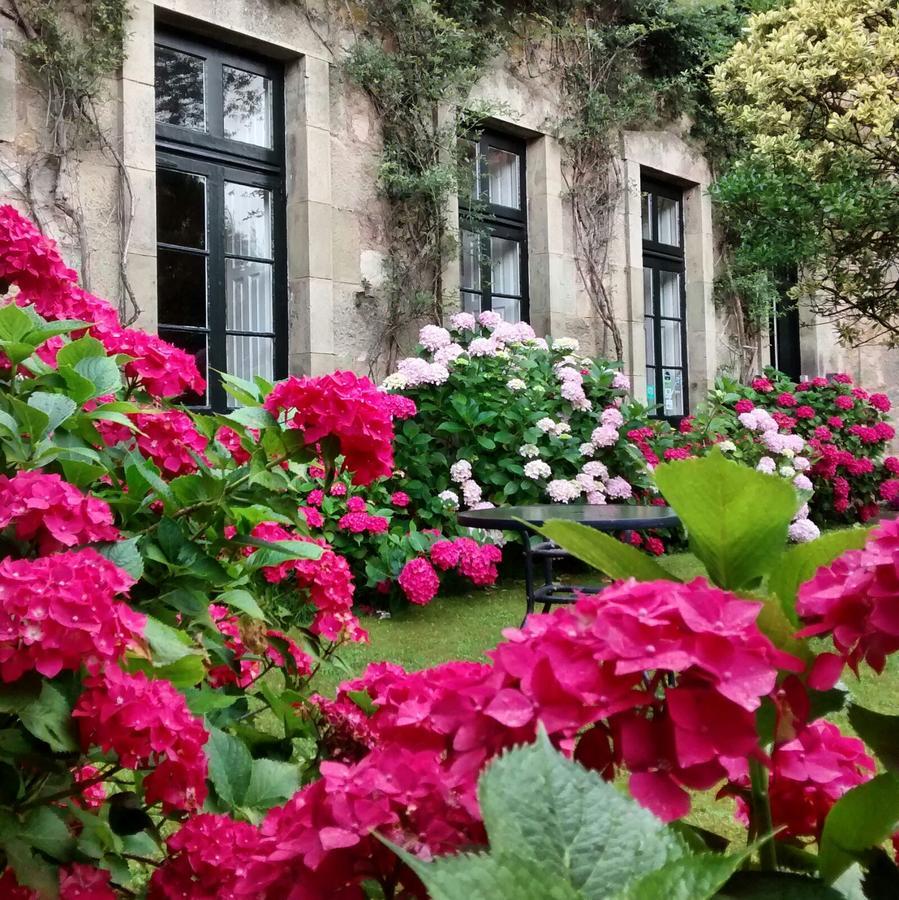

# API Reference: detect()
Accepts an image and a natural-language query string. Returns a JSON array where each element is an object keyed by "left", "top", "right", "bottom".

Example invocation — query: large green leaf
[
  {"left": 818, "top": 773, "right": 899, "bottom": 883},
  {"left": 846, "top": 705, "right": 899, "bottom": 772},
  {"left": 206, "top": 727, "right": 253, "bottom": 809},
  {"left": 216, "top": 589, "right": 267, "bottom": 621},
  {"left": 653, "top": 449, "right": 797, "bottom": 590},
  {"left": 27, "top": 391, "right": 77, "bottom": 434},
  {"left": 243, "top": 758, "right": 300, "bottom": 811},
  {"left": 716, "top": 871, "right": 844, "bottom": 897},
  {"left": 531, "top": 520, "right": 675, "bottom": 584},
  {"left": 396, "top": 731, "right": 745, "bottom": 899},
  {"left": 143, "top": 616, "right": 200, "bottom": 666},
  {"left": 768, "top": 528, "right": 871, "bottom": 624},
  {"left": 19, "top": 681, "right": 77, "bottom": 752},
  {"left": 95, "top": 537, "right": 144, "bottom": 580}
]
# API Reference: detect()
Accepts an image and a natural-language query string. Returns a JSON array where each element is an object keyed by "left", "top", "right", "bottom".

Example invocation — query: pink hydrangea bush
[{"left": 688, "top": 369, "right": 896, "bottom": 527}]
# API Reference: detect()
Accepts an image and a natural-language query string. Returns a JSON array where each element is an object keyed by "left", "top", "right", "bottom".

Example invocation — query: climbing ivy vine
[{"left": 2, "top": 0, "right": 137, "bottom": 322}]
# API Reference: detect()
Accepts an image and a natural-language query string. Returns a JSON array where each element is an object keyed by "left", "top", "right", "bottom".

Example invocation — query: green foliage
[
  {"left": 653, "top": 448, "right": 797, "bottom": 591},
  {"left": 818, "top": 774, "right": 899, "bottom": 883},
  {"left": 397, "top": 730, "right": 747, "bottom": 899}
]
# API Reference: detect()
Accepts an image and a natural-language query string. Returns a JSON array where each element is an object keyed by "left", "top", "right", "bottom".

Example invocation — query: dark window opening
[
  {"left": 770, "top": 270, "right": 802, "bottom": 380},
  {"left": 154, "top": 28, "right": 286, "bottom": 410},
  {"left": 641, "top": 176, "right": 688, "bottom": 421},
  {"left": 458, "top": 131, "right": 529, "bottom": 323}
]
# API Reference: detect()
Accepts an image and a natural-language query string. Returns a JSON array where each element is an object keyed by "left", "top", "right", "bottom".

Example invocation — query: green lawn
[{"left": 316, "top": 552, "right": 899, "bottom": 844}]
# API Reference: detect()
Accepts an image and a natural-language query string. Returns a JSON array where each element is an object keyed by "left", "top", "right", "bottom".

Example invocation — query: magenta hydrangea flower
[{"left": 398, "top": 557, "right": 440, "bottom": 605}]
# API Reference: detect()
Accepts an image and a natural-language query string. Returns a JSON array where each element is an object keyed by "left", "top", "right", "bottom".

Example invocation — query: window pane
[
  {"left": 157, "top": 249, "right": 207, "bottom": 327},
  {"left": 155, "top": 46, "right": 206, "bottom": 130},
  {"left": 158, "top": 328, "right": 207, "bottom": 406},
  {"left": 643, "top": 267, "right": 653, "bottom": 315},
  {"left": 157, "top": 169, "right": 206, "bottom": 249},
  {"left": 662, "top": 368, "right": 684, "bottom": 416},
  {"left": 491, "top": 296, "right": 520, "bottom": 323},
  {"left": 644, "top": 316, "right": 655, "bottom": 365},
  {"left": 660, "top": 319, "right": 682, "bottom": 367},
  {"left": 659, "top": 270, "right": 681, "bottom": 318},
  {"left": 490, "top": 236, "right": 520, "bottom": 296},
  {"left": 461, "top": 290, "right": 481, "bottom": 315},
  {"left": 226, "top": 334, "right": 274, "bottom": 383},
  {"left": 225, "top": 183, "right": 272, "bottom": 258},
  {"left": 226, "top": 259, "right": 273, "bottom": 332},
  {"left": 641, "top": 192, "right": 652, "bottom": 241},
  {"left": 460, "top": 230, "right": 481, "bottom": 290},
  {"left": 646, "top": 367, "right": 657, "bottom": 406},
  {"left": 459, "top": 140, "right": 479, "bottom": 204},
  {"left": 487, "top": 147, "right": 520, "bottom": 209},
  {"left": 657, "top": 196, "right": 681, "bottom": 246},
  {"left": 223, "top": 66, "right": 272, "bottom": 148}
]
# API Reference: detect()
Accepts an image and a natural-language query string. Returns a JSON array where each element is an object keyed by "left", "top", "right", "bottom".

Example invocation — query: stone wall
[{"left": 1, "top": 0, "right": 895, "bottom": 412}]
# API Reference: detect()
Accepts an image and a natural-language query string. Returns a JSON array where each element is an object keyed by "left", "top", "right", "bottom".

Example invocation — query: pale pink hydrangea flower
[
  {"left": 553, "top": 421, "right": 572, "bottom": 437},
  {"left": 579, "top": 442, "right": 595, "bottom": 456},
  {"left": 604, "top": 476, "right": 632, "bottom": 499},
  {"left": 586, "top": 490, "right": 607, "bottom": 505},
  {"left": 756, "top": 456, "right": 777, "bottom": 474},
  {"left": 583, "top": 461, "right": 609, "bottom": 480},
  {"left": 601, "top": 406, "right": 624, "bottom": 429},
  {"left": 575, "top": 473, "right": 597, "bottom": 492},
  {"left": 434, "top": 342, "right": 465, "bottom": 366},
  {"left": 536, "top": 418, "right": 556, "bottom": 433},
  {"left": 532, "top": 337, "right": 549, "bottom": 350},
  {"left": 469, "top": 337, "right": 499, "bottom": 357},
  {"left": 493, "top": 321, "right": 535, "bottom": 344},
  {"left": 438, "top": 490, "right": 459, "bottom": 507},
  {"left": 612, "top": 371, "right": 630, "bottom": 391},
  {"left": 519, "top": 444, "right": 540, "bottom": 458},
  {"left": 450, "top": 311, "right": 476, "bottom": 331},
  {"left": 789, "top": 519, "right": 820, "bottom": 543},
  {"left": 397, "top": 358, "right": 450, "bottom": 387},
  {"left": 450, "top": 460, "right": 472, "bottom": 483},
  {"left": 419, "top": 325, "right": 452, "bottom": 351},
  {"left": 472, "top": 501, "right": 495, "bottom": 510},
  {"left": 794, "top": 473, "right": 813, "bottom": 492},
  {"left": 794, "top": 456, "right": 811, "bottom": 472},
  {"left": 461, "top": 480, "right": 482, "bottom": 508},
  {"left": 591, "top": 424, "right": 619, "bottom": 448},
  {"left": 478, "top": 310, "right": 503, "bottom": 329}
]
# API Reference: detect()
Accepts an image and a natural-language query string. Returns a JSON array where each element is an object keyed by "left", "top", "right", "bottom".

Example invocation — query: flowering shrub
[
  {"left": 0, "top": 206, "right": 410, "bottom": 894},
  {"left": 688, "top": 368, "right": 896, "bottom": 529}
]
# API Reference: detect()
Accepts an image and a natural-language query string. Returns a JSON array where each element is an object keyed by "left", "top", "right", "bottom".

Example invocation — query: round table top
[{"left": 457, "top": 503, "right": 679, "bottom": 531}]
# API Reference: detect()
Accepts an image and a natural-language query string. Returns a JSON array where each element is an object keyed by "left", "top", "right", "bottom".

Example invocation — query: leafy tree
[{"left": 711, "top": 0, "right": 899, "bottom": 346}]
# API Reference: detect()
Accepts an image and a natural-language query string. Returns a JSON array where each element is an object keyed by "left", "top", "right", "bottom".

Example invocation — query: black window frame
[
  {"left": 154, "top": 27, "right": 287, "bottom": 411},
  {"left": 458, "top": 130, "right": 529, "bottom": 323},
  {"left": 641, "top": 176, "right": 689, "bottom": 423}
]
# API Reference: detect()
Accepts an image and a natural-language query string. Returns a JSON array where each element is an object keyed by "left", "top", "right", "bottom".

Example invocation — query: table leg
[{"left": 522, "top": 533, "right": 536, "bottom": 627}]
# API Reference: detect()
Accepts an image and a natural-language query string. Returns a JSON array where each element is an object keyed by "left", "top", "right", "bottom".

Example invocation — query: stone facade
[{"left": 1, "top": 0, "right": 896, "bottom": 412}]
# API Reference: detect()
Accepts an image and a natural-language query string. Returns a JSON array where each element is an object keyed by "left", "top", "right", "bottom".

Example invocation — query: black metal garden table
[{"left": 457, "top": 504, "right": 679, "bottom": 622}]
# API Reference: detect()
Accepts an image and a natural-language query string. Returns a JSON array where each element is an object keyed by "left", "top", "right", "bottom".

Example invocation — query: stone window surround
[
  {"left": 122, "top": 2, "right": 337, "bottom": 376},
  {"left": 620, "top": 131, "right": 716, "bottom": 409}
]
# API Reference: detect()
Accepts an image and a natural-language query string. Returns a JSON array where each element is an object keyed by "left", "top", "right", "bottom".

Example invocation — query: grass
[{"left": 316, "top": 551, "right": 899, "bottom": 844}]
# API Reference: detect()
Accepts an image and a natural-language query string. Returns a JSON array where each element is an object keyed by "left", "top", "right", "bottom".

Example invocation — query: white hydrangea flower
[
  {"left": 507, "top": 378, "right": 527, "bottom": 391},
  {"left": 536, "top": 417, "right": 556, "bottom": 433},
  {"left": 551, "top": 337, "right": 580, "bottom": 352},
  {"left": 546, "top": 479, "right": 582, "bottom": 503},
  {"left": 450, "top": 460, "right": 472, "bottom": 483},
  {"left": 779, "top": 465, "right": 796, "bottom": 479},
  {"left": 718, "top": 440, "right": 736, "bottom": 453},
  {"left": 582, "top": 461, "right": 609, "bottom": 480},
  {"left": 554, "top": 422, "right": 572, "bottom": 436},
  {"left": 380, "top": 371, "right": 408, "bottom": 391},
  {"left": 524, "top": 460, "right": 552, "bottom": 480},
  {"left": 438, "top": 490, "right": 459, "bottom": 507},
  {"left": 519, "top": 444, "right": 540, "bottom": 458}
]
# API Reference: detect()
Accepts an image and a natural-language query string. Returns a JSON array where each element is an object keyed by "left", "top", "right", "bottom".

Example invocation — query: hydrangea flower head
[
  {"left": 264, "top": 371, "right": 395, "bottom": 484},
  {"left": 551, "top": 337, "right": 579, "bottom": 352},
  {"left": 604, "top": 476, "right": 632, "bottom": 499},
  {"left": 419, "top": 324, "right": 452, "bottom": 351},
  {"left": 398, "top": 557, "right": 440, "bottom": 605},
  {"left": 0, "top": 549, "right": 142, "bottom": 682},
  {"left": 590, "top": 424, "right": 619, "bottom": 448},
  {"left": 788, "top": 518, "right": 820, "bottom": 543},
  {"left": 478, "top": 310, "right": 503, "bottom": 329},
  {"left": 450, "top": 311, "right": 476, "bottom": 331},
  {"left": 546, "top": 479, "right": 581, "bottom": 503},
  {"left": 524, "top": 460, "right": 552, "bottom": 480},
  {"left": 450, "top": 459, "right": 472, "bottom": 483},
  {"left": 600, "top": 406, "right": 624, "bottom": 429}
]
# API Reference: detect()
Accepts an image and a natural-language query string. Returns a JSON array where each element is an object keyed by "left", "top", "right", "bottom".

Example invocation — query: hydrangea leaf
[
  {"left": 819, "top": 773, "right": 899, "bottom": 883},
  {"left": 531, "top": 520, "right": 675, "bottom": 584},
  {"left": 216, "top": 588, "right": 267, "bottom": 621},
  {"left": 27, "top": 391, "right": 77, "bottom": 434},
  {"left": 95, "top": 537, "right": 144, "bottom": 580},
  {"left": 715, "top": 871, "right": 845, "bottom": 897},
  {"left": 614, "top": 849, "right": 751, "bottom": 900},
  {"left": 653, "top": 448, "right": 797, "bottom": 590},
  {"left": 846, "top": 705, "right": 899, "bottom": 772},
  {"left": 18, "top": 681, "right": 77, "bottom": 752},
  {"left": 768, "top": 527, "right": 871, "bottom": 625},
  {"left": 243, "top": 758, "right": 300, "bottom": 812},
  {"left": 206, "top": 727, "right": 253, "bottom": 809}
]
